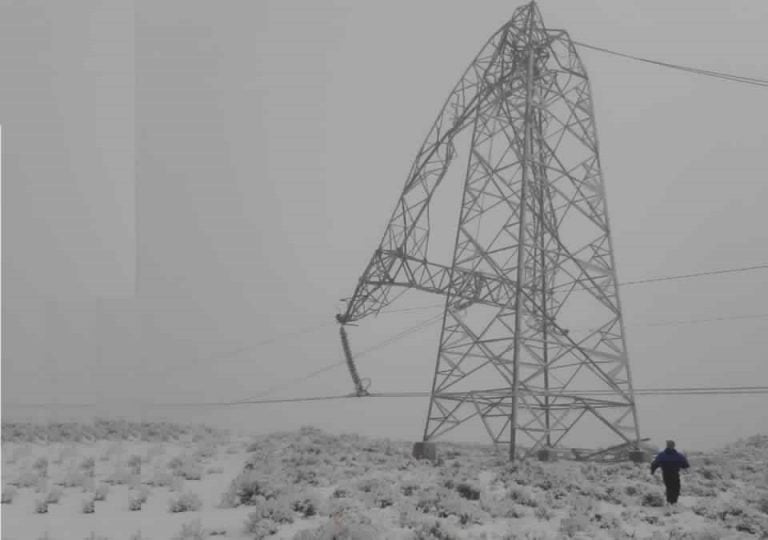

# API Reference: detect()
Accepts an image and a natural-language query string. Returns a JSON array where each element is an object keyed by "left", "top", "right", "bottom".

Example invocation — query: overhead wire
[
  {"left": 619, "top": 263, "right": 768, "bottom": 287},
  {"left": 8, "top": 385, "right": 768, "bottom": 410},
  {"left": 573, "top": 41, "right": 768, "bottom": 88},
  {"left": 9, "top": 264, "right": 767, "bottom": 409}
]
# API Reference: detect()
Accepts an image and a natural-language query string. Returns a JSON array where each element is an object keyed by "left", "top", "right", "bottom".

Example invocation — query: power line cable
[
  {"left": 574, "top": 41, "right": 768, "bottom": 88},
  {"left": 639, "top": 312, "right": 768, "bottom": 328},
  {"left": 620, "top": 263, "right": 768, "bottom": 287},
  {"left": 8, "top": 385, "right": 768, "bottom": 410},
  {"left": 237, "top": 312, "right": 446, "bottom": 402}
]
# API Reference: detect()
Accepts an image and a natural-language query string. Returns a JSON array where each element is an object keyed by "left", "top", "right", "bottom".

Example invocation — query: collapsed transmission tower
[{"left": 337, "top": 2, "right": 642, "bottom": 461}]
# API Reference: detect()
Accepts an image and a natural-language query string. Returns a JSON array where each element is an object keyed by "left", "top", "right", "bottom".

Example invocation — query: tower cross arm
[{"left": 337, "top": 250, "right": 517, "bottom": 324}]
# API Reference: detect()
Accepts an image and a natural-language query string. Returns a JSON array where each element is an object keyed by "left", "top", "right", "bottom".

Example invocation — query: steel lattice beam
[{"left": 338, "top": 1, "right": 642, "bottom": 460}]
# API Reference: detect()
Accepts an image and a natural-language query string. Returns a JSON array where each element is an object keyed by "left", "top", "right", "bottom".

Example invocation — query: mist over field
[{"left": 2, "top": 1, "right": 768, "bottom": 538}]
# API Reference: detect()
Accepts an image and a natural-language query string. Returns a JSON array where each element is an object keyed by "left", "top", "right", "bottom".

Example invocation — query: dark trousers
[{"left": 662, "top": 471, "right": 681, "bottom": 504}]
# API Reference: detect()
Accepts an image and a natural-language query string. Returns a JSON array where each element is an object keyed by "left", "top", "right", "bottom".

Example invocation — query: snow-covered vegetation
[{"left": 2, "top": 421, "right": 767, "bottom": 539}]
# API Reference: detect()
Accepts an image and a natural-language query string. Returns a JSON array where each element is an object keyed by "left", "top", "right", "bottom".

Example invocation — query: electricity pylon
[{"left": 337, "top": 1, "right": 642, "bottom": 460}]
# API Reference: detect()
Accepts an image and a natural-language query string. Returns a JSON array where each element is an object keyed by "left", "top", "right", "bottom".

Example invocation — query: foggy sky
[{"left": 2, "top": 0, "right": 767, "bottom": 450}]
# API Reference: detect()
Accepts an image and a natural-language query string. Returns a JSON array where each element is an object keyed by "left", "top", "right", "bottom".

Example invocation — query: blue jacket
[{"left": 651, "top": 448, "right": 690, "bottom": 475}]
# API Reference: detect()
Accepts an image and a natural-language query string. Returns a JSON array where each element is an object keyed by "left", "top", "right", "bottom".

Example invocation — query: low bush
[
  {"left": 128, "top": 496, "right": 143, "bottom": 512},
  {"left": 45, "top": 486, "right": 64, "bottom": 504},
  {"left": 455, "top": 482, "right": 480, "bottom": 501},
  {"left": 94, "top": 483, "right": 110, "bottom": 501},
  {"left": 248, "top": 518, "right": 278, "bottom": 540},
  {"left": 411, "top": 520, "right": 460, "bottom": 540},
  {"left": 244, "top": 496, "right": 295, "bottom": 529},
  {"left": 169, "top": 492, "right": 202, "bottom": 513},
  {"left": 127, "top": 454, "right": 142, "bottom": 475},
  {"left": 172, "top": 519, "right": 208, "bottom": 540},
  {"left": 33, "top": 457, "right": 49, "bottom": 477},
  {"left": 291, "top": 518, "right": 380, "bottom": 540},
  {"left": 641, "top": 491, "right": 665, "bottom": 508},
  {"left": 34, "top": 499, "right": 49, "bottom": 513},
  {"left": 105, "top": 466, "right": 132, "bottom": 486},
  {"left": 758, "top": 494, "right": 768, "bottom": 514},
  {"left": 80, "top": 456, "right": 96, "bottom": 477},
  {"left": 11, "top": 471, "right": 41, "bottom": 488},
  {"left": 288, "top": 491, "right": 327, "bottom": 517},
  {"left": 59, "top": 469, "right": 88, "bottom": 488},
  {"left": 1, "top": 485, "right": 17, "bottom": 504},
  {"left": 82, "top": 497, "right": 95, "bottom": 514},
  {"left": 220, "top": 471, "right": 279, "bottom": 508}
]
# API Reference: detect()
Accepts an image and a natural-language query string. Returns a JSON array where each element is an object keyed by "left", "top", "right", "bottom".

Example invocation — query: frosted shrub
[
  {"left": 80, "top": 456, "right": 96, "bottom": 477},
  {"left": 60, "top": 468, "right": 88, "bottom": 488},
  {"left": 45, "top": 486, "right": 64, "bottom": 504},
  {"left": 13, "top": 470, "right": 41, "bottom": 488},
  {"left": 455, "top": 482, "right": 480, "bottom": 501},
  {"left": 147, "top": 468, "right": 174, "bottom": 487},
  {"left": 33, "top": 457, "right": 49, "bottom": 477},
  {"left": 1, "top": 485, "right": 17, "bottom": 504},
  {"left": 558, "top": 512, "right": 591, "bottom": 538},
  {"left": 220, "top": 471, "right": 279, "bottom": 508},
  {"left": 93, "top": 483, "right": 110, "bottom": 501},
  {"left": 134, "top": 485, "right": 151, "bottom": 502},
  {"left": 758, "top": 494, "right": 768, "bottom": 514},
  {"left": 366, "top": 482, "right": 397, "bottom": 509},
  {"left": 249, "top": 519, "right": 278, "bottom": 540},
  {"left": 288, "top": 491, "right": 328, "bottom": 517},
  {"left": 508, "top": 485, "right": 539, "bottom": 507},
  {"left": 411, "top": 520, "right": 460, "bottom": 540},
  {"left": 479, "top": 493, "right": 526, "bottom": 519},
  {"left": 244, "top": 496, "right": 295, "bottom": 529},
  {"left": 291, "top": 518, "right": 380, "bottom": 540},
  {"left": 128, "top": 495, "right": 143, "bottom": 512},
  {"left": 172, "top": 519, "right": 208, "bottom": 540},
  {"left": 129, "top": 485, "right": 149, "bottom": 511},
  {"left": 193, "top": 440, "right": 217, "bottom": 460},
  {"left": 179, "top": 461, "right": 203, "bottom": 480},
  {"left": 641, "top": 491, "right": 665, "bottom": 507},
  {"left": 534, "top": 504, "right": 554, "bottom": 520},
  {"left": 34, "top": 499, "right": 49, "bottom": 513},
  {"left": 127, "top": 454, "right": 142, "bottom": 475},
  {"left": 168, "top": 492, "right": 202, "bottom": 513},
  {"left": 105, "top": 466, "right": 132, "bottom": 485},
  {"left": 437, "top": 493, "right": 487, "bottom": 526},
  {"left": 82, "top": 497, "right": 95, "bottom": 514}
]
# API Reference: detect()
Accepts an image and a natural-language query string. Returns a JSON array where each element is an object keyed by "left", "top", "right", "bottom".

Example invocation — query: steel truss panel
[{"left": 338, "top": 2, "right": 641, "bottom": 460}]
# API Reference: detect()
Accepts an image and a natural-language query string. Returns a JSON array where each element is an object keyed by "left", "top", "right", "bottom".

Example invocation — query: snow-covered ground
[{"left": 2, "top": 421, "right": 767, "bottom": 539}]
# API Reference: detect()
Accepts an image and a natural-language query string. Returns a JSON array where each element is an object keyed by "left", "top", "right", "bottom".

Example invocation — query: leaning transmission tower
[{"left": 337, "top": 2, "right": 643, "bottom": 461}]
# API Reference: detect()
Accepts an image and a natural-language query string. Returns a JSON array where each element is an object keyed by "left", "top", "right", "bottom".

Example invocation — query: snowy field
[{"left": 2, "top": 421, "right": 767, "bottom": 539}]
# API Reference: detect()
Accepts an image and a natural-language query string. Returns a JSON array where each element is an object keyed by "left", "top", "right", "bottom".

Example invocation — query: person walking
[{"left": 650, "top": 440, "right": 690, "bottom": 504}]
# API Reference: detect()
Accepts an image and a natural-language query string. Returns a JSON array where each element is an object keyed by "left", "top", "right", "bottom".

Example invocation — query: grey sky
[{"left": 2, "top": 0, "right": 767, "bottom": 450}]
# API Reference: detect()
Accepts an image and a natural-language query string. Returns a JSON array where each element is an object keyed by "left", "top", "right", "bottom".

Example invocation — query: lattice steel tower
[{"left": 337, "top": 2, "right": 642, "bottom": 460}]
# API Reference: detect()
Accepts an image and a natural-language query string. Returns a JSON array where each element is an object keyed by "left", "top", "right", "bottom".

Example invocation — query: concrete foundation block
[
  {"left": 536, "top": 448, "right": 558, "bottom": 462},
  {"left": 412, "top": 441, "right": 437, "bottom": 462},
  {"left": 628, "top": 450, "right": 648, "bottom": 463}
]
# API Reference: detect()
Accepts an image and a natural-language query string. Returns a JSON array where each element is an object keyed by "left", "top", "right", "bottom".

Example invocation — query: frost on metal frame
[{"left": 338, "top": 2, "right": 641, "bottom": 460}]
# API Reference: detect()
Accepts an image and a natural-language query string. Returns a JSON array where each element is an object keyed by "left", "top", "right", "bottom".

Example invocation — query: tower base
[
  {"left": 412, "top": 442, "right": 437, "bottom": 462},
  {"left": 536, "top": 448, "right": 558, "bottom": 462}
]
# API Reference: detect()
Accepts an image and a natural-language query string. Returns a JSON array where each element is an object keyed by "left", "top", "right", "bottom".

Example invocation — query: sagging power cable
[{"left": 574, "top": 41, "right": 768, "bottom": 88}]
